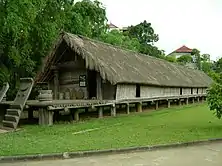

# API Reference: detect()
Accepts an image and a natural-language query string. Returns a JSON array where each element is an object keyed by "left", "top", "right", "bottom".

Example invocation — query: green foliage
[
  {"left": 100, "top": 30, "right": 140, "bottom": 51},
  {"left": 177, "top": 55, "right": 193, "bottom": 64},
  {"left": 65, "top": 0, "right": 107, "bottom": 38},
  {"left": 123, "top": 20, "right": 163, "bottom": 58},
  {"left": 165, "top": 56, "right": 177, "bottom": 63},
  {"left": 213, "top": 57, "right": 222, "bottom": 73},
  {"left": 201, "top": 61, "right": 212, "bottom": 73},
  {"left": 0, "top": 0, "right": 108, "bottom": 99},
  {"left": 125, "top": 20, "right": 159, "bottom": 44},
  {"left": 207, "top": 71, "right": 222, "bottom": 119}
]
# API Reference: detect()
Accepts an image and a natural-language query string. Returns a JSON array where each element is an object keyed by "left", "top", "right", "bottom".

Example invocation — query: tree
[
  {"left": 177, "top": 55, "right": 193, "bottom": 64},
  {"left": 191, "top": 49, "right": 202, "bottom": 70},
  {"left": 0, "top": 0, "right": 108, "bottom": 99},
  {"left": 213, "top": 57, "right": 222, "bottom": 73},
  {"left": 207, "top": 72, "right": 222, "bottom": 119},
  {"left": 123, "top": 20, "right": 163, "bottom": 58},
  {"left": 165, "top": 56, "right": 177, "bottom": 63},
  {"left": 65, "top": 0, "right": 107, "bottom": 38},
  {"left": 100, "top": 30, "right": 140, "bottom": 52},
  {"left": 125, "top": 20, "right": 159, "bottom": 44}
]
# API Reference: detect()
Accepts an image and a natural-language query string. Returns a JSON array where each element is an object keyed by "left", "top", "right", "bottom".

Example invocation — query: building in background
[
  {"left": 107, "top": 22, "right": 119, "bottom": 31},
  {"left": 167, "top": 45, "right": 197, "bottom": 69}
]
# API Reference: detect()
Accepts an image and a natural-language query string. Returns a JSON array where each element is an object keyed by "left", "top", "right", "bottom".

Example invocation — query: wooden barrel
[{"left": 38, "top": 90, "right": 53, "bottom": 102}]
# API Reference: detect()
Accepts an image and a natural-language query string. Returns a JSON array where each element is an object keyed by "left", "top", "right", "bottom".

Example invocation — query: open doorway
[
  {"left": 87, "top": 70, "right": 97, "bottom": 99},
  {"left": 136, "top": 84, "right": 141, "bottom": 97}
]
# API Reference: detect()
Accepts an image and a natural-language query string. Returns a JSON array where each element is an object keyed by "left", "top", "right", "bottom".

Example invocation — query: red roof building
[{"left": 174, "top": 45, "right": 193, "bottom": 53}]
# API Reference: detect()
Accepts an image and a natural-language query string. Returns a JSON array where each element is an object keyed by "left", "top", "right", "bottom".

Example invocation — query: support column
[
  {"left": 53, "top": 69, "right": 59, "bottom": 100},
  {"left": 136, "top": 102, "right": 142, "bottom": 112},
  {"left": 192, "top": 98, "right": 195, "bottom": 104},
  {"left": 197, "top": 97, "right": 200, "bottom": 103},
  {"left": 201, "top": 97, "right": 205, "bottom": 103},
  {"left": 155, "top": 101, "right": 159, "bottom": 110},
  {"left": 126, "top": 103, "right": 130, "bottom": 115},
  {"left": 186, "top": 98, "right": 189, "bottom": 105},
  {"left": 178, "top": 99, "right": 182, "bottom": 106},
  {"left": 74, "top": 110, "right": 80, "bottom": 121},
  {"left": 167, "top": 100, "right": 171, "bottom": 108},
  {"left": 96, "top": 73, "right": 102, "bottom": 100},
  {"left": 98, "top": 107, "right": 103, "bottom": 118},
  {"left": 111, "top": 104, "right": 116, "bottom": 117},
  {"left": 39, "top": 108, "right": 53, "bottom": 126}
]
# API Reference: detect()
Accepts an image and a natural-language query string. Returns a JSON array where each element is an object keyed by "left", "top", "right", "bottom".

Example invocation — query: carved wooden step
[
  {"left": 10, "top": 104, "right": 22, "bottom": 110},
  {"left": 5, "top": 114, "right": 19, "bottom": 123},
  {"left": 6, "top": 109, "right": 21, "bottom": 116},
  {"left": 0, "top": 126, "right": 14, "bottom": 131},
  {"left": 2, "top": 120, "right": 16, "bottom": 129}
]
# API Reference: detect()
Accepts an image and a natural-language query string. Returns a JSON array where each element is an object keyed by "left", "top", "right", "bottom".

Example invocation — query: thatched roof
[{"left": 35, "top": 32, "right": 212, "bottom": 88}]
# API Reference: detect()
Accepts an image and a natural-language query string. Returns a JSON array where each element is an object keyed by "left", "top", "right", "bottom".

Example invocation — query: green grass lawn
[{"left": 0, "top": 104, "right": 222, "bottom": 156}]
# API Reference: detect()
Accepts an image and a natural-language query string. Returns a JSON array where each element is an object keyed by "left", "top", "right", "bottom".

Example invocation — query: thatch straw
[{"left": 35, "top": 32, "right": 212, "bottom": 88}]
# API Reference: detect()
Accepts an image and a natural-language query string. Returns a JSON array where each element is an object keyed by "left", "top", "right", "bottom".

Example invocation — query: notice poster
[{"left": 79, "top": 75, "right": 86, "bottom": 87}]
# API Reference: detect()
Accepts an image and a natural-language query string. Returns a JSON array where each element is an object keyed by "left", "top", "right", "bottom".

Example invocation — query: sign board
[{"left": 79, "top": 75, "right": 86, "bottom": 87}]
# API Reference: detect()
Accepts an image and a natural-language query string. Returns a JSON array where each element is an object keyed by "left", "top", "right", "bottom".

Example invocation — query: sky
[{"left": 100, "top": 0, "right": 222, "bottom": 60}]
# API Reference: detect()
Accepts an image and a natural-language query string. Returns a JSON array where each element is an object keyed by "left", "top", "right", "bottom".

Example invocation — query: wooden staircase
[{"left": 2, "top": 78, "right": 34, "bottom": 130}]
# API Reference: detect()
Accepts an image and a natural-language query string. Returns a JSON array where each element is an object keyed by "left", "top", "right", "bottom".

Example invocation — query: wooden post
[
  {"left": 192, "top": 98, "right": 195, "bottom": 104},
  {"left": 96, "top": 73, "right": 102, "bottom": 100},
  {"left": 111, "top": 104, "right": 116, "bottom": 117},
  {"left": 136, "top": 102, "right": 142, "bottom": 112},
  {"left": 126, "top": 103, "right": 130, "bottom": 114},
  {"left": 98, "top": 107, "right": 103, "bottom": 118},
  {"left": 155, "top": 101, "right": 159, "bottom": 110},
  {"left": 186, "top": 98, "right": 189, "bottom": 105},
  {"left": 74, "top": 110, "right": 80, "bottom": 121},
  {"left": 197, "top": 97, "right": 200, "bottom": 102},
  {"left": 201, "top": 97, "right": 205, "bottom": 103},
  {"left": 39, "top": 108, "right": 53, "bottom": 126},
  {"left": 167, "top": 100, "right": 171, "bottom": 108},
  {"left": 178, "top": 99, "right": 182, "bottom": 106},
  {"left": 54, "top": 69, "right": 59, "bottom": 99}
]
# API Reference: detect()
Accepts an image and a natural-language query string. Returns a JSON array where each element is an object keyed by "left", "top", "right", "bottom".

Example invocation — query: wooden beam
[
  {"left": 96, "top": 73, "right": 102, "bottom": 100},
  {"left": 53, "top": 69, "right": 59, "bottom": 99}
]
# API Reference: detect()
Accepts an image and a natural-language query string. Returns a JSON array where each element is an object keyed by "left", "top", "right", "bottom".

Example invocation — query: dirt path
[{"left": 2, "top": 142, "right": 222, "bottom": 166}]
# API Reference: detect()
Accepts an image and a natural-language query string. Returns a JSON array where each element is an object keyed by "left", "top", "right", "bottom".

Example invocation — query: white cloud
[{"left": 100, "top": 0, "right": 222, "bottom": 60}]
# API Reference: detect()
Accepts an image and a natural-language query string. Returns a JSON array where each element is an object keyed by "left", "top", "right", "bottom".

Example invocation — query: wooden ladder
[{"left": 3, "top": 78, "right": 34, "bottom": 130}]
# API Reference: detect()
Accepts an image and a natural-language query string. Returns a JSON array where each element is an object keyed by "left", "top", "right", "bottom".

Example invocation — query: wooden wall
[
  {"left": 102, "top": 81, "right": 116, "bottom": 100},
  {"left": 115, "top": 84, "right": 208, "bottom": 100},
  {"left": 50, "top": 57, "right": 116, "bottom": 100},
  {"left": 59, "top": 68, "right": 87, "bottom": 99},
  {"left": 116, "top": 84, "right": 136, "bottom": 100}
]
